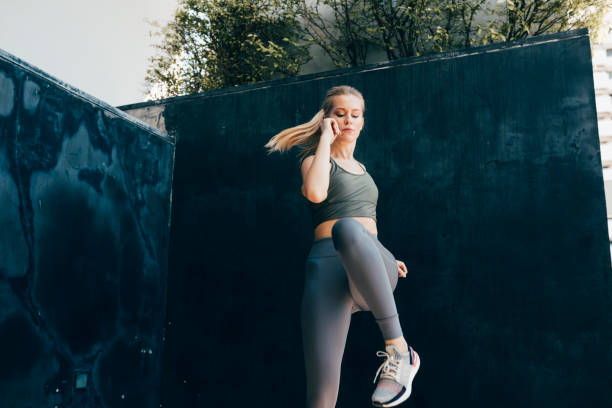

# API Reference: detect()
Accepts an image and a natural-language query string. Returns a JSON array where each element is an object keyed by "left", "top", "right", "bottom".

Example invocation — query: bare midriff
[{"left": 313, "top": 216, "right": 378, "bottom": 241}]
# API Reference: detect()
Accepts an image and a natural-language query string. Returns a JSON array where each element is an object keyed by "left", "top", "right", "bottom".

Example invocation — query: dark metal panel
[
  {"left": 123, "top": 28, "right": 611, "bottom": 407},
  {"left": 0, "top": 47, "right": 175, "bottom": 408}
]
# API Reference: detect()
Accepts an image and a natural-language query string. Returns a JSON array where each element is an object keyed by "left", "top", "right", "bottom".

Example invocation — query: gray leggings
[{"left": 301, "top": 217, "right": 403, "bottom": 408}]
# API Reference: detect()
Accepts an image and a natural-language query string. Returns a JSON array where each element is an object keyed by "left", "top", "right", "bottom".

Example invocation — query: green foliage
[
  {"left": 295, "top": 0, "right": 504, "bottom": 66},
  {"left": 295, "top": 0, "right": 610, "bottom": 67},
  {"left": 145, "top": 0, "right": 310, "bottom": 99},
  {"left": 145, "top": 0, "right": 611, "bottom": 98},
  {"left": 493, "top": 0, "right": 611, "bottom": 43}
]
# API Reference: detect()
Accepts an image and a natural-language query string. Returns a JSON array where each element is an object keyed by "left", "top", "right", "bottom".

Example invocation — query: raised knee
[{"left": 331, "top": 218, "right": 361, "bottom": 251}]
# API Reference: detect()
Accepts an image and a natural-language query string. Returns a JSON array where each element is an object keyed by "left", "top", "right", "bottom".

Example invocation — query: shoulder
[
  {"left": 301, "top": 154, "right": 315, "bottom": 166},
  {"left": 300, "top": 154, "right": 333, "bottom": 178},
  {"left": 300, "top": 154, "right": 315, "bottom": 175}
]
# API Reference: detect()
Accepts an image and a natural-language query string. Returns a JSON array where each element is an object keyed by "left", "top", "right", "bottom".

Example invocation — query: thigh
[
  {"left": 301, "top": 254, "right": 354, "bottom": 405},
  {"left": 344, "top": 231, "right": 400, "bottom": 310},
  {"left": 371, "top": 236, "right": 399, "bottom": 291},
  {"left": 335, "top": 219, "right": 399, "bottom": 292}
]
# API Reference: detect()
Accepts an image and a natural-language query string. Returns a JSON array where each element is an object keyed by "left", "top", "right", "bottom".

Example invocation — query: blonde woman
[{"left": 265, "top": 85, "right": 420, "bottom": 408}]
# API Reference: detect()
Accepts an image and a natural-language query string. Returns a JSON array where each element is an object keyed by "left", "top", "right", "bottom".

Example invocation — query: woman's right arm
[
  {"left": 301, "top": 120, "right": 338, "bottom": 203},
  {"left": 301, "top": 144, "right": 331, "bottom": 203}
]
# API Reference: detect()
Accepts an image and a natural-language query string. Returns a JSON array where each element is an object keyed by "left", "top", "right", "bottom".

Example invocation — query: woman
[{"left": 264, "top": 85, "right": 419, "bottom": 408}]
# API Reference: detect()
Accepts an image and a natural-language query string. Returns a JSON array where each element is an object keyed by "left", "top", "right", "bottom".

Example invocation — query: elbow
[
  {"left": 308, "top": 192, "right": 327, "bottom": 203},
  {"left": 303, "top": 186, "right": 327, "bottom": 203}
]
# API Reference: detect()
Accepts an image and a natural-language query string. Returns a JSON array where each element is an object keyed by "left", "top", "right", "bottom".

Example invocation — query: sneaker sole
[{"left": 372, "top": 351, "right": 420, "bottom": 408}]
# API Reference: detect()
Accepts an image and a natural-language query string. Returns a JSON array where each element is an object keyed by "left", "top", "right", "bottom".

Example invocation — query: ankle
[{"left": 384, "top": 336, "right": 409, "bottom": 353}]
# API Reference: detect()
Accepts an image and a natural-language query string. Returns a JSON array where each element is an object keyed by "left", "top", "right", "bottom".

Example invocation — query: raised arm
[
  {"left": 301, "top": 151, "right": 331, "bottom": 203},
  {"left": 301, "top": 118, "right": 339, "bottom": 203}
]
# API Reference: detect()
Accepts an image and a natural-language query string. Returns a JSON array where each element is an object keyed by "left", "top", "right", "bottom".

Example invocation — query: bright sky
[{"left": 0, "top": 0, "right": 177, "bottom": 107}]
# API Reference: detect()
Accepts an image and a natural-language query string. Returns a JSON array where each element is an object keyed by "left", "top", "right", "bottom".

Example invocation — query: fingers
[
  {"left": 331, "top": 119, "right": 340, "bottom": 136},
  {"left": 322, "top": 118, "right": 340, "bottom": 141},
  {"left": 397, "top": 260, "right": 408, "bottom": 278}
]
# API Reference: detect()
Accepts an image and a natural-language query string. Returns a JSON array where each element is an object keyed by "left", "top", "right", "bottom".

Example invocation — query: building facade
[{"left": 591, "top": 10, "right": 612, "bottom": 258}]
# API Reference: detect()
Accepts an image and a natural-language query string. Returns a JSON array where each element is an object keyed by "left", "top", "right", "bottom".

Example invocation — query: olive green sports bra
[{"left": 303, "top": 155, "right": 378, "bottom": 227}]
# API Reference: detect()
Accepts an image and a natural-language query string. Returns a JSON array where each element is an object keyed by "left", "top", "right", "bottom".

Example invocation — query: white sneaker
[{"left": 371, "top": 344, "right": 420, "bottom": 407}]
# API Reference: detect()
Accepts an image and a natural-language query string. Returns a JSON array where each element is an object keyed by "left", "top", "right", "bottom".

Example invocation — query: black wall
[
  {"left": 0, "top": 49, "right": 175, "bottom": 407},
  {"left": 121, "top": 28, "right": 612, "bottom": 408}
]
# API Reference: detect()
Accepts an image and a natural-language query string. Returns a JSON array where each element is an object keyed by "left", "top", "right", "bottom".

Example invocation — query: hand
[
  {"left": 397, "top": 260, "right": 408, "bottom": 278},
  {"left": 320, "top": 117, "right": 341, "bottom": 145}
]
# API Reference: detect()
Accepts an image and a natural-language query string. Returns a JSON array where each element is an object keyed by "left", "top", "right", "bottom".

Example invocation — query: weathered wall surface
[
  {"left": 0, "top": 49, "right": 175, "bottom": 407},
  {"left": 121, "top": 28, "right": 611, "bottom": 407}
]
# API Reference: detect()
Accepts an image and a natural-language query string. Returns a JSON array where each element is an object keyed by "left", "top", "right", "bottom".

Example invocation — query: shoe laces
[{"left": 373, "top": 350, "right": 402, "bottom": 384}]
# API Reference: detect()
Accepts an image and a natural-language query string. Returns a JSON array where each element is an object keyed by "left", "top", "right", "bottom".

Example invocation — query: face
[{"left": 328, "top": 94, "right": 364, "bottom": 141}]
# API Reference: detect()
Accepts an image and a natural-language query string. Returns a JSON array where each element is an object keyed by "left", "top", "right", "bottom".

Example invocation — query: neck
[{"left": 331, "top": 145, "right": 356, "bottom": 161}]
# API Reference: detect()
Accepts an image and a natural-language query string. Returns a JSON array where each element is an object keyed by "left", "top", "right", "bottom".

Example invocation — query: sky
[{"left": 0, "top": 0, "right": 177, "bottom": 107}]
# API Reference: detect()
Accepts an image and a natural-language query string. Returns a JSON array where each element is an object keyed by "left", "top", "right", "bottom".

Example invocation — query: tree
[
  {"left": 294, "top": 0, "right": 502, "bottom": 67},
  {"left": 294, "top": 0, "right": 373, "bottom": 67},
  {"left": 145, "top": 0, "right": 310, "bottom": 99},
  {"left": 294, "top": 0, "right": 610, "bottom": 68},
  {"left": 145, "top": 0, "right": 611, "bottom": 98},
  {"left": 493, "top": 0, "right": 611, "bottom": 43}
]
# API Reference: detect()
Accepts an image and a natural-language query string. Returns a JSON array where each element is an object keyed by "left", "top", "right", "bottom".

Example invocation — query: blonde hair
[{"left": 264, "top": 85, "right": 365, "bottom": 165}]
